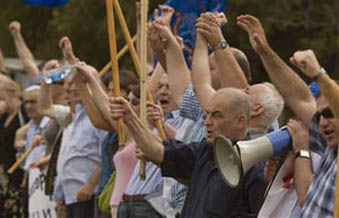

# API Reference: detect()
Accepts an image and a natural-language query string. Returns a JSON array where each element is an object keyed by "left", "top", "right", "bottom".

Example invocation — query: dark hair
[
  {"left": 102, "top": 69, "right": 138, "bottom": 93},
  {"left": 131, "top": 84, "right": 140, "bottom": 99}
]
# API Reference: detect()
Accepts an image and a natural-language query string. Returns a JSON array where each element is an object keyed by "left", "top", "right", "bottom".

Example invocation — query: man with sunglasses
[{"left": 239, "top": 14, "right": 337, "bottom": 217}]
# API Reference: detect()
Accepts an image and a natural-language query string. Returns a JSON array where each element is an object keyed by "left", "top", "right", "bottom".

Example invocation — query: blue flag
[
  {"left": 163, "top": 0, "right": 227, "bottom": 66},
  {"left": 22, "top": 0, "right": 68, "bottom": 6}
]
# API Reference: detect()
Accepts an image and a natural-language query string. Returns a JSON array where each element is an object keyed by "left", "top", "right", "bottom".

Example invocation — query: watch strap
[
  {"left": 312, "top": 68, "right": 327, "bottom": 82},
  {"left": 210, "top": 39, "right": 229, "bottom": 52}
]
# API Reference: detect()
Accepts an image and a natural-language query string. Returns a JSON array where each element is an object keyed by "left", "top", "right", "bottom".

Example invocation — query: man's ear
[
  {"left": 237, "top": 113, "right": 248, "bottom": 129},
  {"left": 250, "top": 104, "right": 264, "bottom": 118}
]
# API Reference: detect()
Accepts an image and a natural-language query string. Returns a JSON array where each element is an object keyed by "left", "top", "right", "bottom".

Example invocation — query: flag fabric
[
  {"left": 163, "top": 0, "right": 227, "bottom": 66},
  {"left": 22, "top": 0, "right": 68, "bottom": 7}
]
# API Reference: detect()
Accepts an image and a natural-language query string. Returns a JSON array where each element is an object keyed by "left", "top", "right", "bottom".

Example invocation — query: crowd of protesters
[{"left": 0, "top": 3, "right": 338, "bottom": 218}]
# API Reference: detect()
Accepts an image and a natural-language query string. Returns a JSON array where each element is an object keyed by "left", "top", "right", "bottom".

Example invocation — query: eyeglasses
[{"left": 316, "top": 107, "right": 334, "bottom": 119}]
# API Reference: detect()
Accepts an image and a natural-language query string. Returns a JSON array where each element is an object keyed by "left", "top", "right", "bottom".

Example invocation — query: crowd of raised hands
[{"left": 0, "top": 2, "right": 338, "bottom": 218}]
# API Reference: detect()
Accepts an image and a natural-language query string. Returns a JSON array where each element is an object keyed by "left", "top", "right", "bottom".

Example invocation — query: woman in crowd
[{"left": 0, "top": 75, "right": 29, "bottom": 218}]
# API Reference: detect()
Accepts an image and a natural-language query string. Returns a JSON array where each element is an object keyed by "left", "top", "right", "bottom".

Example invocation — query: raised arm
[
  {"left": 73, "top": 64, "right": 115, "bottom": 132},
  {"left": 0, "top": 49, "right": 7, "bottom": 74},
  {"left": 191, "top": 30, "right": 216, "bottom": 110},
  {"left": 290, "top": 49, "right": 339, "bottom": 118},
  {"left": 152, "top": 21, "right": 191, "bottom": 106},
  {"left": 9, "top": 21, "right": 39, "bottom": 78},
  {"left": 237, "top": 15, "right": 316, "bottom": 127},
  {"left": 59, "top": 37, "right": 78, "bottom": 64},
  {"left": 110, "top": 96, "right": 164, "bottom": 164},
  {"left": 197, "top": 13, "right": 248, "bottom": 89},
  {"left": 39, "top": 60, "right": 60, "bottom": 118}
]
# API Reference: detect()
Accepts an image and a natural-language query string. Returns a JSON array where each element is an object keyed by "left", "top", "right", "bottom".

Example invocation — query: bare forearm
[
  {"left": 39, "top": 82, "right": 53, "bottom": 113},
  {"left": 153, "top": 50, "right": 167, "bottom": 72},
  {"left": 294, "top": 157, "right": 313, "bottom": 206},
  {"left": 124, "top": 112, "right": 164, "bottom": 164},
  {"left": 12, "top": 33, "right": 39, "bottom": 77},
  {"left": 76, "top": 81, "right": 113, "bottom": 131},
  {"left": 87, "top": 78, "right": 117, "bottom": 130},
  {"left": 166, "top": 37, "right": 191, "bottom": 106},
  {"left": 191, "top": 34, "right": 215, "bottom": 110},
  {"left": 317, "top": 74, "right": 339, "bottom": 118},
  {"left": 0, "top": 49, "right": 6, "bottom": 73},
  {"left": 215, "top": 48, "right": 248, "bottom": 89},
  {"left": 259, "top": 47, "right": 315, "bottom": 126}
]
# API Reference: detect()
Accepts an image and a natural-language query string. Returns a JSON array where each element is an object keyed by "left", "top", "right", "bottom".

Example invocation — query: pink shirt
[{"left": 110, "top": 139, "right": 137, "bottom": 206}]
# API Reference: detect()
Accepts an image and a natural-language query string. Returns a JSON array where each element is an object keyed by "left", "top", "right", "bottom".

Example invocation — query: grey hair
[
  {"left": 256, "top": 82, "right": 284, "bottom": 129},
  {"left": 24, "top": 85, "right": 41, "bottom": 92},
  {"left": 229, "top": 90, "right": 251, "bottom": 124}
]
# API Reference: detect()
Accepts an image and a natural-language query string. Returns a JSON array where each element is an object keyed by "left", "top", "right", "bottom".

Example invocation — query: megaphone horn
[{"left": 213, "top": 128, "right": 291, "bottom": 187}]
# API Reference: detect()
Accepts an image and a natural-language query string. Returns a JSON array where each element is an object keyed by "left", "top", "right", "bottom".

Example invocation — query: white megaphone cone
[{"left": 213, "top": 128, "right": 291, "bottom": 187}]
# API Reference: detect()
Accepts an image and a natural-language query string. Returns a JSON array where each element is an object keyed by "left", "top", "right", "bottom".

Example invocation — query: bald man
[{"left": 110, "top": 87, "right": 268, "bottom": 218}]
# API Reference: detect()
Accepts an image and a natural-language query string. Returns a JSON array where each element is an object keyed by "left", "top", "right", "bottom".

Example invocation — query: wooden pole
[
  {"left": 334, "top": 145, "right": 339, "bottom": 218},
  {"left": 99, "top": 35, "right": 137, "bottom": 77},
  {"left": 105, "top": 0, "right": 124, "bottom": 147},
  {"left": 138, "top": 0, "right": 148, "bottom": 180},
  {"left": 112, "top": 0, "right": 166, "bottom": 140},
  {"left": 8, "top": 145, "right": 35, "bottom": 174}
]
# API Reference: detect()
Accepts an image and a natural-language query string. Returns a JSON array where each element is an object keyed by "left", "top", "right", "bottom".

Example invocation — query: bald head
[
  {"left": 205, "top": 88, "right": 251, "bottom": 142},
  {"left": 215, "top": 88, "right": 251, "bottom": 122}
]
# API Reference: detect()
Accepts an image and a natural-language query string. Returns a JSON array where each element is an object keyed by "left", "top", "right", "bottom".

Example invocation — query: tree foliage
[{"left": 0, "top": 0, "right": 338, "bottom": 82}]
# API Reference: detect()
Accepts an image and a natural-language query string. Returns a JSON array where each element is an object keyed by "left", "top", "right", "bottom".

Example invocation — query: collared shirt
[
  {"left": 58, "top": 104, "right": 107, "bottom": 205},
  {"left": 300, "top": 147, "right": 337, "bottom": 218},
  {"left": 23, "top": 116, "right": 50, "bottom": 170},
  {"left": 124, "top": 110, "right": 184, "bottom": 196},
  {"left": 299, "top": 114, "right": 336, "bottom": 218},
  {"left": 176, "top": 84, "right": 205, "bottom": 143},
  {"left": 162, "top": 136, "right": 268, "bottom": 218}
]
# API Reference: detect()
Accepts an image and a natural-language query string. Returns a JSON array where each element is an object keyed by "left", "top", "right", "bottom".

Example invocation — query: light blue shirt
[
  {"left": 55, "top": 104, "right": 107, "bottom": 205},
  {"left": 23, "top": 116, "right": 50, "bottom": 170},
  {"left": 124, "top": 110, "right": 184, "bottom": 196}
]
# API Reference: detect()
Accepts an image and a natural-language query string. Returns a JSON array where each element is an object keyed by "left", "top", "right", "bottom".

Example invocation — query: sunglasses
[{"left": 316, "top": 107, "right": 334, "bottom": 119}]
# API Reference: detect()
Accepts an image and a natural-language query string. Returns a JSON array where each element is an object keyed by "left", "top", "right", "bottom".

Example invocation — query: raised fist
[{"left": 9, "top": 21, "right": 21, "bottom": 35}]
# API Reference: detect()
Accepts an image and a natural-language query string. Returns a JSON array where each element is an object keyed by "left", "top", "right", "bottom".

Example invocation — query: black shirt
[
  {"left": 161, "top": 138, "right": 268, "bottom": 218},
  {"left": 0, "top": 105, "right": 29, "bottom": 185}
]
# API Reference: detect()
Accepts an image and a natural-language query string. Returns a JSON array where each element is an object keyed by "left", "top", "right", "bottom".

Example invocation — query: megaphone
[{"left": 213, "top": 128, "right": 291, "bottom": 187}]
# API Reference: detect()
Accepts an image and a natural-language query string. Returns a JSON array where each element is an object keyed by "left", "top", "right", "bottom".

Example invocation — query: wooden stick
[
  {"left": 138, "top": 0, "right": 148, "bottom": 180},
  {"left": 99, "top": 35, "right": 137, "bottom": 77},
  {"left": 105, "top": 0, "right": 124, "bottom": 147},
  {"left": 113, "top": 0, "right": 166, "bottom": 140},
  {"left": 334, "top": 145, "right": 339, "bottom": 218},
  {"left": 8, "top": 145, "right": 35, "bottom": 174}
]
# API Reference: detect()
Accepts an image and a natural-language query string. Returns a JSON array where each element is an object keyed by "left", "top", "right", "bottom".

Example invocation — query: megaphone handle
[{"left": 234, "top": 143, "right": 245, "bottom": 178}]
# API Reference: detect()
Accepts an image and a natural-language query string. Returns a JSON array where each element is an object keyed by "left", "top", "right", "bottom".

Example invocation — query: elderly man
[
  {"left": 237, "top": 14, "right": 338, "bottom": 217},
  {"left": 110, "top": 86, "right": 268, "bottom": 217}
]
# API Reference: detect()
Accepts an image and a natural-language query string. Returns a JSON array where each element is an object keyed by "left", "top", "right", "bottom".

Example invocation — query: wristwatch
[
  {"left": 295, "top": 149, "right": 311, "bottom": 159},
  {"left": 312, "top": 67, "right": 327, "bottom": 82},
  {"left": 210, "top": 39, "right": 229, "bottom": 52}
]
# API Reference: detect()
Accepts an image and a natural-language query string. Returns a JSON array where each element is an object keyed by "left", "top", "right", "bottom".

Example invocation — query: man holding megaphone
[{"left": 109, "top": 12, "right": 286, "bottom": 218}]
